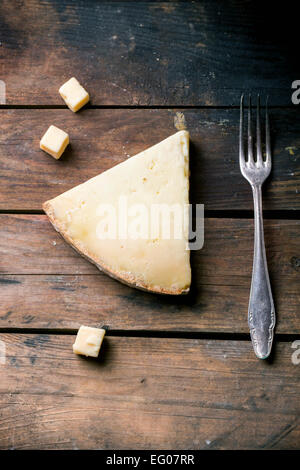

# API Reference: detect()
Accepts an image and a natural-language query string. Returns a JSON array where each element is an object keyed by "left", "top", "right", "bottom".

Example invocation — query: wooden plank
[
  {"left": 0, "top": 334, "right": 299, "bottom": 449},
  {"left": 0, "top": 108, "right": 299, "bottom": 210},
  {"left": 0, "top": 1, "right": 298, "bottom": 106},
  {"left": 0, "top": 215, "right": 299, "bottom": 333}
]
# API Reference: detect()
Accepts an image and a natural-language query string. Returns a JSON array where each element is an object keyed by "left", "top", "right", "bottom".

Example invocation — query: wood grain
[
  {"left": 0, "top": 333, "right": 299, "bottom": 450},
  {"left": 1, "top": 1, "right": 299, "bottom": 452},
  {"left": 0, "top": 215, "right": 299, "bottom": 333},
  {"left": 0, "top": 108, "right": 299, "bottom": 210},
  {"left": 0, "top": 0, "right": 298, "bottom": 106}
]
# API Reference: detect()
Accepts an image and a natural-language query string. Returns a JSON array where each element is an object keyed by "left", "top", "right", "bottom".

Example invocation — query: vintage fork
[{"left": 239, "top": 94, "right": 275, "bottom": 359}]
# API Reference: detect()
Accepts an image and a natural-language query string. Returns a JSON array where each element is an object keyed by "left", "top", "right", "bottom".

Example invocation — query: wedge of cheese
[{"left": 43, "top": 130, "right": 191, "bottom": 294}]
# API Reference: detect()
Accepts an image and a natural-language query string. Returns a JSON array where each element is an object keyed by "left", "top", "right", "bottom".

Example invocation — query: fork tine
[
  {"left": 256, "top": 94, "right": 263, "bottom": 166},
  {"left": 239, "top": 94, "right": 245, "bottom": 166},
  {"left": 247, "top": 94, "right": 254, "bottom": 165},
  {"left": 265, "top": 96, "right": 271, "bottom": 167}
]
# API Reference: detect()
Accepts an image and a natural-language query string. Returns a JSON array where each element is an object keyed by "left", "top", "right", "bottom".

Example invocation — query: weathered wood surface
[
  {"left": 0, "top": 215, "right": 299, "bottom": 333},
  {"left": 0, "top": 0, "right": 299, "bottom": 452},
  {"left": 0, "top": 334, "right": 299, "bottom": 450},
  {"left": 0, "top": 108, "right": 299, "bottom": 211},
  {"left": 0, "top": 0, "right": 298, "bottom": 106}
]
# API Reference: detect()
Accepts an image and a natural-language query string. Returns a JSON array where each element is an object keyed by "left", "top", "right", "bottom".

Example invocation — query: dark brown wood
[
  {"left": 0, "top": 1, "right": 299, "bottom": 451},
  {"left": 0, "top": 215, "right": 299, "bottom": 333},
  {"left": 0, "top": 1, "right": 298, "bottom": 106},
  {"left": 0, "top": 108, "right": 299, "bottom": 210},
  {"left": 0, "top": 333, "right": 299, "bottom": 450}
]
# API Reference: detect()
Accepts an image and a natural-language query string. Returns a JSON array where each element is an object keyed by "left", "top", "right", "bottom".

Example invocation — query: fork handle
[{"left": 248, "top": 184, "right": 275, "bottom": 359}]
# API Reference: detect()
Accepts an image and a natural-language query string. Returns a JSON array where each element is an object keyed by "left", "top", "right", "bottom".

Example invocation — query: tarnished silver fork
[{"left": 239, "top": 94, "right": 275, "bottom": 359}]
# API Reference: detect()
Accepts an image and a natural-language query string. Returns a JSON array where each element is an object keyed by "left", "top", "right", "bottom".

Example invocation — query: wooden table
[{"left": 0, "top": 1, "right": 299, "bottom": 450}]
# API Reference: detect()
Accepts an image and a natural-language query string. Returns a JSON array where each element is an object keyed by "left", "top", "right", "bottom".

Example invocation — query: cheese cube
[
  {"left": 40, "top": 125, "right": 69, "bottom": 160},
  {"left": 73, "top": 325, "right": 106, "bottom": 357},
  {"left": 59, "top": 77, "right": 89, "bottom": 112}
]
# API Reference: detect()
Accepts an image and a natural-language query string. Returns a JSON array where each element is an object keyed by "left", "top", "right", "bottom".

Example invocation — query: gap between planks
[
  {"left": 0, "top": 105, "right": 296, "bottom": 110},
  {"left": 0, "top": 209, "right": 299, "bottom": 220},
  {"left": 0, "top": 328, "right": 299, "bottom": 343}
]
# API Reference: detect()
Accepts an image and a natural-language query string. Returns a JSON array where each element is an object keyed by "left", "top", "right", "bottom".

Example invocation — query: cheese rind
[
  {"left": 73, "top": 325, "right": 106, "bottom": 357},
  {"left": 43, "top": 130, "right": 191, "bottom": 294},
  {"left": 59, "top": 77, "right": 89, "bottom": 112},
  {"left": 40, "top": 125, "right": 69, "bottom": 159}
]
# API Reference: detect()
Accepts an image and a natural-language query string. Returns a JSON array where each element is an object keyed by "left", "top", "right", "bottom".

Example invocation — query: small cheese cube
[
  {"left": 73, "top": 326, "right": 106, "bottom": 357},
  {"left": 40, "top": 125, "right": 69, "bottom": 159},
  {"left": 59, "top": 77, "right": 89, "bottom": 112}
]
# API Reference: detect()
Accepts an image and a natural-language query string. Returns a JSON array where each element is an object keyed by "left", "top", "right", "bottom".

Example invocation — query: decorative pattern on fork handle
[{"left": 239, "top": 94, "right": 276, "bottom": 359}]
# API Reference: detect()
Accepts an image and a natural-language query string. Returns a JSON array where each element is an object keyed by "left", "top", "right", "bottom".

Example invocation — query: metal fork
[{"left": 239, "top": 94, "right": 275, "bottom": 359}]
